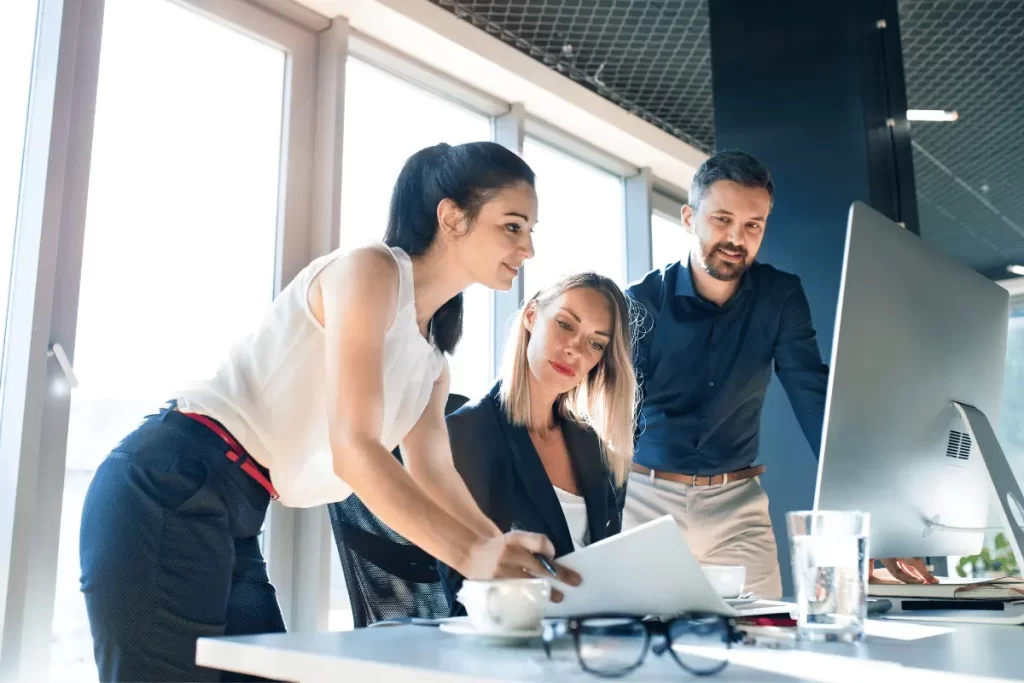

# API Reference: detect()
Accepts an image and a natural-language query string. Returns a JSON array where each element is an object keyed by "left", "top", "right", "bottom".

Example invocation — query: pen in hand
[
  {"left": 534, "top": 553, "right": 558, "bottom": 578},
  {"left": 510, "top": 523, "right": 559, "bottom": 579}
]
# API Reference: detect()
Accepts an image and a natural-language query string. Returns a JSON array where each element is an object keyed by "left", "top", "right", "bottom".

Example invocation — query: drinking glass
[{"left": 786, "top": 510, "right": 870, "bottom": 642}]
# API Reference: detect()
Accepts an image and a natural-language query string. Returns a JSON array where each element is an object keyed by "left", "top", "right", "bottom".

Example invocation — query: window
[
  {"left": 0, "top": 0, "right": 39, "bottom": 392},
  {"left": 339, "top": 59, "right": 491, "bottom": 253},
  {"left": 651, "top": 212, "right": 693, "bottom": 270},
  {"left": 448, "top": 284, "right": 493, "bottom": 400},
  {"left": 522, "top": 137, "right": 625, "bottom": 297},
  {"left": 330, "top": 58, "right": 494, "bottom": 630},
  {"left": 338, "top": 58, "right": 494, "bottom": 400},
  {"left": 53, "top": 1, "right": 286, "bottom": 679}
]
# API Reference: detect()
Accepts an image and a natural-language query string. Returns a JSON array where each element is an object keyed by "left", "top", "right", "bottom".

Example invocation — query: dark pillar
[{"left": 709, "top": 0, "right": 919, "bottom": 594}]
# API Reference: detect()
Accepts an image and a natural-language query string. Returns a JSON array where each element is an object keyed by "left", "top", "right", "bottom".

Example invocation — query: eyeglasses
[{"left": 541, "top": 613, "right": 740, "bottom": 678}]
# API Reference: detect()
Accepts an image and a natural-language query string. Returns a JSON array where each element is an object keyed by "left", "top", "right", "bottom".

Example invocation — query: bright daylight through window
[
  {"left": 522, "top": 137, "right": 625, "bottom": 297},
  {"left": 53, "top": 1, "right": 285, "bottom": 679},
  {"left": 651, "top": 211, "right": 694, "bottom": 270}
]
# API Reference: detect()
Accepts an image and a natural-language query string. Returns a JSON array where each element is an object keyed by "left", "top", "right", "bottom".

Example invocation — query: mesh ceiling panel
[{"left": 431, "top": 0, "right": 1024, "bottom": 279}]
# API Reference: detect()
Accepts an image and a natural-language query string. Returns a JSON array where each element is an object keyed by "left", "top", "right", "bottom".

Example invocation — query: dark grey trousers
[{"left": 79, "top": 404, "right": 285, "bottom": 682}]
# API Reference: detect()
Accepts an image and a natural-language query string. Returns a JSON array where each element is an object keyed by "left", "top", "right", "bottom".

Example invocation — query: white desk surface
[{"left": 196, "top": 619, "right": 1022, "bottom": 683}]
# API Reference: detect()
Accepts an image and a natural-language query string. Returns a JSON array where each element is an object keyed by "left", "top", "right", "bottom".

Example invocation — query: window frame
[
  {"left": 0, "top": 0, "right": 321, "bottom": 675},
  {"left": 520, "top": 130, "right": 631, "bottom": 295},
  {"left": 525, "top": 116, "right": 639, "bottom": 178},
  {"left": 347, "top": 30, "right": 506, "bottom": 119},
  {"left": 652, "top": 189, "right": 686, "bottom": 225},
  {"left": 0, "top": 1, "right": 107, "bottom": 675}
]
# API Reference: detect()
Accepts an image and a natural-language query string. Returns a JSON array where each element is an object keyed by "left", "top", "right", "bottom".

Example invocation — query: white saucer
[{"left": 439, "top": 621, "right": 543, "bottom": 642}]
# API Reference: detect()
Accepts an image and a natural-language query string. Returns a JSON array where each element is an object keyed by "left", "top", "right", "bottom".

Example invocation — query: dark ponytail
[{"left": 383, "top": 141, "right": 536, "bottom": 354}]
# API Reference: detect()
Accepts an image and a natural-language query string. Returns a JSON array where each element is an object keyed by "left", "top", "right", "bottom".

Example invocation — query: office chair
[{"left": 328, "top": 393, "right": 470, "bottom": 628}]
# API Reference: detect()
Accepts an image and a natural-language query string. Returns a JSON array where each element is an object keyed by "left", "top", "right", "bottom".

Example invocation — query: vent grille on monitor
[{"left": 946, "top": 430, "right": 972, "bottom": 460}]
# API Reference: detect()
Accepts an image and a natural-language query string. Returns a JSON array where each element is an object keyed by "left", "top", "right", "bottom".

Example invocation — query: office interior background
[{"left": 0, "top": 0, "right": 1021, "bottom": 679}]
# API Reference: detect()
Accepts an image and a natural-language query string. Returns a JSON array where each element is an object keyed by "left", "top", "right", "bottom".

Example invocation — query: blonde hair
[{"left": 498, "top": 273, "right": 638, "bottom": 486}]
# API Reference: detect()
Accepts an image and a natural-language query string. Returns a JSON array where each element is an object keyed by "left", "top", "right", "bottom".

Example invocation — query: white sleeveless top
[
  {"left": 175, "top": 245, "right": 445, "bottom": 508},
  {"left": 553, "top": 486, "right": 590, "bottom": 551}
]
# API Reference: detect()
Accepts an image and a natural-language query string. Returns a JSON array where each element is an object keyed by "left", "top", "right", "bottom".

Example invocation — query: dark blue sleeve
[{"left": 773, "top": 279, "right": 830, "bottom": 458}]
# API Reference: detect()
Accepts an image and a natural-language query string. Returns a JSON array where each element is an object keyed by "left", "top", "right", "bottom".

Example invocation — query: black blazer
[{"left": 440, "top": 382, "right": 625, "bottom": 610}]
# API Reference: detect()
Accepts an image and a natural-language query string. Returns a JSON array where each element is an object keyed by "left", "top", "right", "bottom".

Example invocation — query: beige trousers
[{"left": 622, "top": 471, "right": 784, "bottom": 599}]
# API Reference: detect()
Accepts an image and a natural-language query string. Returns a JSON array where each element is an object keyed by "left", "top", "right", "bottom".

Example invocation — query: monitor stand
[
  {"left": 882, "top": 403, "right": 1024, "bottom": 624},
  {"left": 952, "top": 402, "right": 1024, "bottom": 572}
]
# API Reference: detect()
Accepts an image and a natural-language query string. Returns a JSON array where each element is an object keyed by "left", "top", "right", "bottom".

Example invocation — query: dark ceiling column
[{"left": 709, "top": 0, "right": 919, "bottom": 593}]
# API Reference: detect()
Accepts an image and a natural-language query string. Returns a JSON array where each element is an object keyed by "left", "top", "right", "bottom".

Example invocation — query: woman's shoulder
[
  {"left": 445, "top": 389, "right": 508, "bottom": 491},
  {"left": 446, "top": 387, "right": 506, "bottom": 447},
  {"left": 325, "top": 244, "right": 399, "bottom": 284},
  {"left": 446, "top": 392, "right": 499, "bottom": 432},
  {"left": 315, "top": 244, "right": 402, "bottom": 316}
]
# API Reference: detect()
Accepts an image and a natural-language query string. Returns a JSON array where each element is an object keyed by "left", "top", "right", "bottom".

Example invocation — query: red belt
[{"left": 179, "top": 411, "right": 279, "bottom": 501}]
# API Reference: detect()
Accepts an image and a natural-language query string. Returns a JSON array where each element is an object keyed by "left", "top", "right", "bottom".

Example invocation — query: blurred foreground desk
[{"left": 197, "top": 619, "right": 1021, "bottom": 682}]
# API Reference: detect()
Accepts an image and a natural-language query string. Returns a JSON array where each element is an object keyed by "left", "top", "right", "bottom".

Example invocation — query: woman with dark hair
[{"left": 78, "top": 141, "right": 579, "bottom": 682}]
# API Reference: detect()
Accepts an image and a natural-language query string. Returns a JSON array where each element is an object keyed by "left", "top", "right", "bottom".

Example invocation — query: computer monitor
[{"left": 814, "top": 202, "right": 1024, "bottom": 566}]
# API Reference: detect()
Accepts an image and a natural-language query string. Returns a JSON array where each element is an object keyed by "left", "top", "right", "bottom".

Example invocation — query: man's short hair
[{"left": 689, "top": 150, "right": 774, "bottom": 211}]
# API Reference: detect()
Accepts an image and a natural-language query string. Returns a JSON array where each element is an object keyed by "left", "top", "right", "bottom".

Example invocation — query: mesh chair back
[{"left": 328, "top": 393, "right": 470, "bottom": 627}]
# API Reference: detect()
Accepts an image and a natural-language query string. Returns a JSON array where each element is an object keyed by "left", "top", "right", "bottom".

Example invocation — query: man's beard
[{"left": 696, "top": 239, "right": 750, "bottom": 281}]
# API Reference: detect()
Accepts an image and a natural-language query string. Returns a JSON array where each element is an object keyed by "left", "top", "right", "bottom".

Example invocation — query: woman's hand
[
  {"left": 462, "top": 530, "right": 582, "bottom": 602},
  {"left": 869, "top": 557, "right": 940, "bottom": 584}
]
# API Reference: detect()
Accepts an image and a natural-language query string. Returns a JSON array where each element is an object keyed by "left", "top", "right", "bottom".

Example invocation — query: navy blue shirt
[{"left": 627, "top": 258, "right": 829, "bottom": 475}]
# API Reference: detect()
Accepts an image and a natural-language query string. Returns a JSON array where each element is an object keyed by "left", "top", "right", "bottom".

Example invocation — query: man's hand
[{"left": 869, "top": 558, "right": 940, "bottom": 584}]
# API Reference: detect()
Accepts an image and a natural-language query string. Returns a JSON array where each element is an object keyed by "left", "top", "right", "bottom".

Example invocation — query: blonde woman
[{"left": 441, "top": 272, "right": 637, "bottom": 608}]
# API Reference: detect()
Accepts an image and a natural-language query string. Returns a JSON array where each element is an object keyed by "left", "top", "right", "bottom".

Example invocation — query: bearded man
[{"left": 623, "top": 150, "right": 933, "bottom": 597}]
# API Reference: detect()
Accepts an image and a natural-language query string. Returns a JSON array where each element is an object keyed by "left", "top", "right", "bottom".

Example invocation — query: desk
[{"left": 196, "top": 619, "right": 1021, "bottom": 682}]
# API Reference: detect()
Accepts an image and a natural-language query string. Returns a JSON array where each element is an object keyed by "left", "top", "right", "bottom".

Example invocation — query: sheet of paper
[{"left": 544, "top": 515, "right": 794, "bottom": 618}]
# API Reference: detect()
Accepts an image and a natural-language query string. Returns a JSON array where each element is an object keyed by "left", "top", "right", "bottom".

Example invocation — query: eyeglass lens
[
  {"left": 575, "top": 617, "right": 648, "bottom": 676},
  {"left": 667, "top": 616, "right": 731, "bottom": 675}
]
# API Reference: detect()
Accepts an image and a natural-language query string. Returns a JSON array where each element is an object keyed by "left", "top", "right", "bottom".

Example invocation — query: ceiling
[{"left": 429, "top": 0, "right": 1024, "bottom": 281}]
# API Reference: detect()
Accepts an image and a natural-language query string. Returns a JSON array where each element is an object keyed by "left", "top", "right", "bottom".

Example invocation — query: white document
[{"left": 544, "top": 515, "right": 794, "bottom": 618}]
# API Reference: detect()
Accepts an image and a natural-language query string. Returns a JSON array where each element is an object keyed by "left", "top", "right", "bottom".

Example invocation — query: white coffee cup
[
  {"left": 701, "top": 565, "right": 747, "bottom": 599},
  {"left": 457, "top": 578, "right": 550, "bottom": 633}
]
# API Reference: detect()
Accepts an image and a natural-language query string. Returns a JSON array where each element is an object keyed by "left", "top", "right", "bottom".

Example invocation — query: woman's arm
[
  {"left": 400, "top": 363, "right": 501, "bottom": 540},
  {"left": 318, "top": 248, "right": 575, "bottom": 585}
]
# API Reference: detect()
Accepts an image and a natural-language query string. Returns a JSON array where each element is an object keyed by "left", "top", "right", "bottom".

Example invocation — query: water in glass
[{"left": 788, "top": 511, "right": 870, "bottom": 643}]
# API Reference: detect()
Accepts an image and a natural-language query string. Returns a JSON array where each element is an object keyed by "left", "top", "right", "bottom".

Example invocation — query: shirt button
[{"left": 709, "top": 381, "right": 715, "bottom": 387}]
